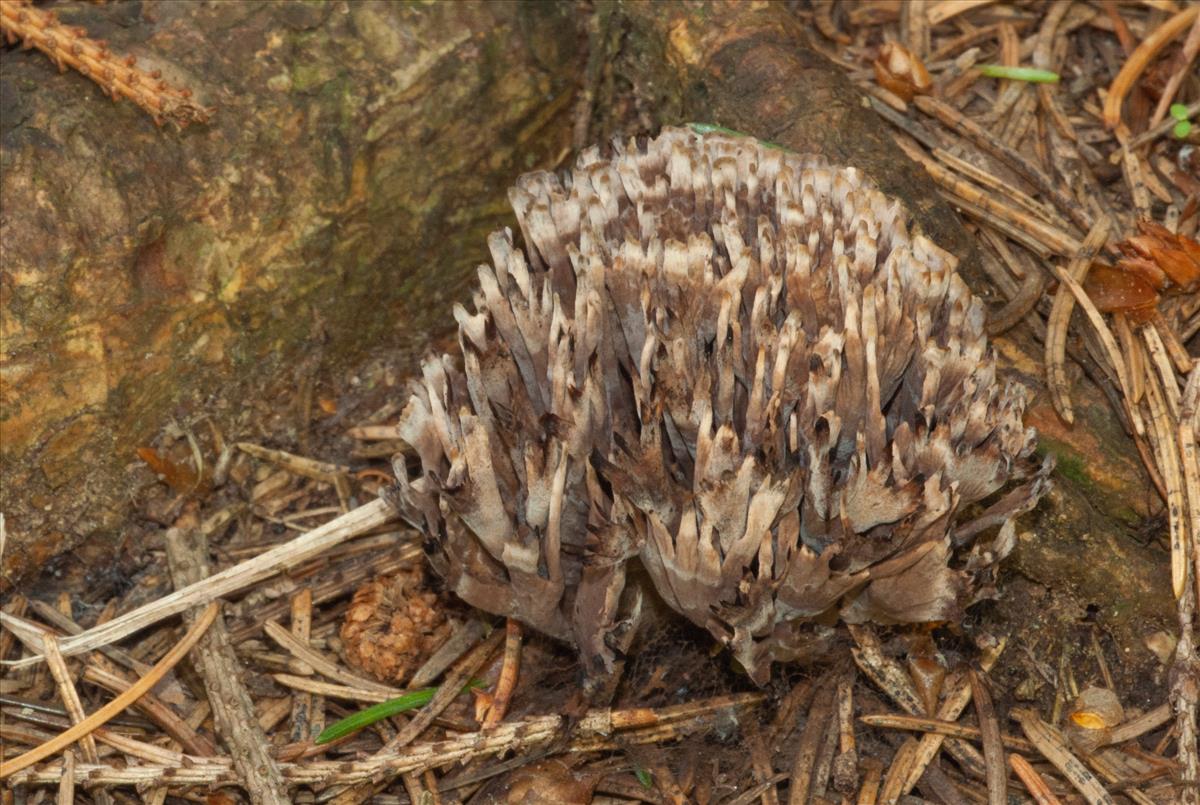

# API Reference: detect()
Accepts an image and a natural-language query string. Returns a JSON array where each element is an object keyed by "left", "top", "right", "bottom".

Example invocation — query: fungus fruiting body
[{"left": 389, "top": 127, "right": 1051, "bottom": 684}]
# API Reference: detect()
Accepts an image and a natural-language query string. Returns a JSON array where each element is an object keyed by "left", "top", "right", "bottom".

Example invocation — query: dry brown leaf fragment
[
  {"left": 1082, "top": 264, "right": 1162, "bottom": 321},
  {"left": 340, "top": 567, "right": 451, "bottom": 684},
  {"left": 137, "top": 446, "right": 205, "bottom": 493},
  {"left": 1117, "top": 221, "right": 1200, "bottom": 292},
  {"left": 1086, "top": 221, "right": 1200, "bottom": 320},
  {"left": 873, "top": 41, "right": 933, "bottom": 102}
]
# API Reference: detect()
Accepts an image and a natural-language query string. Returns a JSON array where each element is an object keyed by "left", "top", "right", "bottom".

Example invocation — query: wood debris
[{"left": 0, "top": 0, "right": 212, "bottom": 128}]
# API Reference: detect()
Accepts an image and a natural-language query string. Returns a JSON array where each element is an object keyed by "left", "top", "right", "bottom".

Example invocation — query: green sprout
[
  {"left": 634, "top": 767, "right": 654, "bottom": 788},
  {"left": 686, "top": 122, "right": 789, "bottom": 151},
  {"left": 978, "top": 65, "right": 1060, "bottom": 83},
  {"left": 315, "top": 680, "right": 486, "bottom": 745},
  {"left": 1170, "top": 104, "right": 1192, "bottom": 139}
]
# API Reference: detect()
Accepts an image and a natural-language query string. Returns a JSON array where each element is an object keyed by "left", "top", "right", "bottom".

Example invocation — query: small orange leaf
[
  {"left": 1083, "top": 263, "right": 1160, "bottom": 321},
  {"left": 137, "top": 447, "right": 205, "bottom": 493},
  {"left": 1116, "top": 220, "right": 1200, "bottom": 292},
  {"left": 1069, "top": 711, "right": 1109, "bottom": 730}
]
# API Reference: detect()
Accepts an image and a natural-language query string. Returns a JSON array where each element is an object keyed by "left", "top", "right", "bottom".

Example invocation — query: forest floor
[{"left": 2, "top": 2, "right": 1198, "bottom": 803}]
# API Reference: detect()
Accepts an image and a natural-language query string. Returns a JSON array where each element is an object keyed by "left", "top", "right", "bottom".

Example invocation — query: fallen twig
[
  {"left": 7, "top": 693, "right": 764, "bottom": 787},
  {"left": 0, "top": 0, "right": 211, "bottom": 127},
  {"left": 0, "top": 602, "right": 219, "bottom": 779},
  {"left": 1, "top": 498, "right": 395, "bottom": 669},
  {"left": 165, "top": 519, "right": 290, "bottom": 804}
]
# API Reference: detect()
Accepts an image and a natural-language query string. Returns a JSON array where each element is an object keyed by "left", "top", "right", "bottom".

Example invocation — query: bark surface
[{"left": 1, "top": 0, "right": 581, "bottom": 588}]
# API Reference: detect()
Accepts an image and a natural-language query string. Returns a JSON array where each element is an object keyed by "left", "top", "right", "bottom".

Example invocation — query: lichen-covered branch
[{"left": 0, "top": 0, "right": 211, "bottom": 128}]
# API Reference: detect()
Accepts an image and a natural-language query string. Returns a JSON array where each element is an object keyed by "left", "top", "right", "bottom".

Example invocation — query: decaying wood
[{"left": 165, "top": 516, "right": 289, "bottom": 805}]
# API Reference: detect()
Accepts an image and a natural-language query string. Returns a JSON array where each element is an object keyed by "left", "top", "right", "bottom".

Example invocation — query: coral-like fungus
[
  {"left": 389, "top": 127, "right": 1051, "bottom": 684},
  {"left": 340, "top": 567, "right": 451, "bottom": 683}
]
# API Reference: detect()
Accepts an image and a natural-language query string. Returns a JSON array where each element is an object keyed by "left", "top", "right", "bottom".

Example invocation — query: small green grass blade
[
  {"left": 315, "top": 680, "right": 485, "bottom": 745},
  {"left": 978, "top": 65, "right": 1060, "bottom": 83}
]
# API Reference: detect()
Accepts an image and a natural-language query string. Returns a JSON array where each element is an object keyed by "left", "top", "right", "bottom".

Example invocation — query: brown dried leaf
[
  {"left": 1116, "top": 220, "right": 1200, "bottom": 292},
  {"left": 1082, "top": 263, "right": 1161, "bottom": 320},
  {"left": 874, "top": 42, "right": 933, "bottom": 102},
  {"left": 137, "top": 446, "right": 206, "bottom": 494}
]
